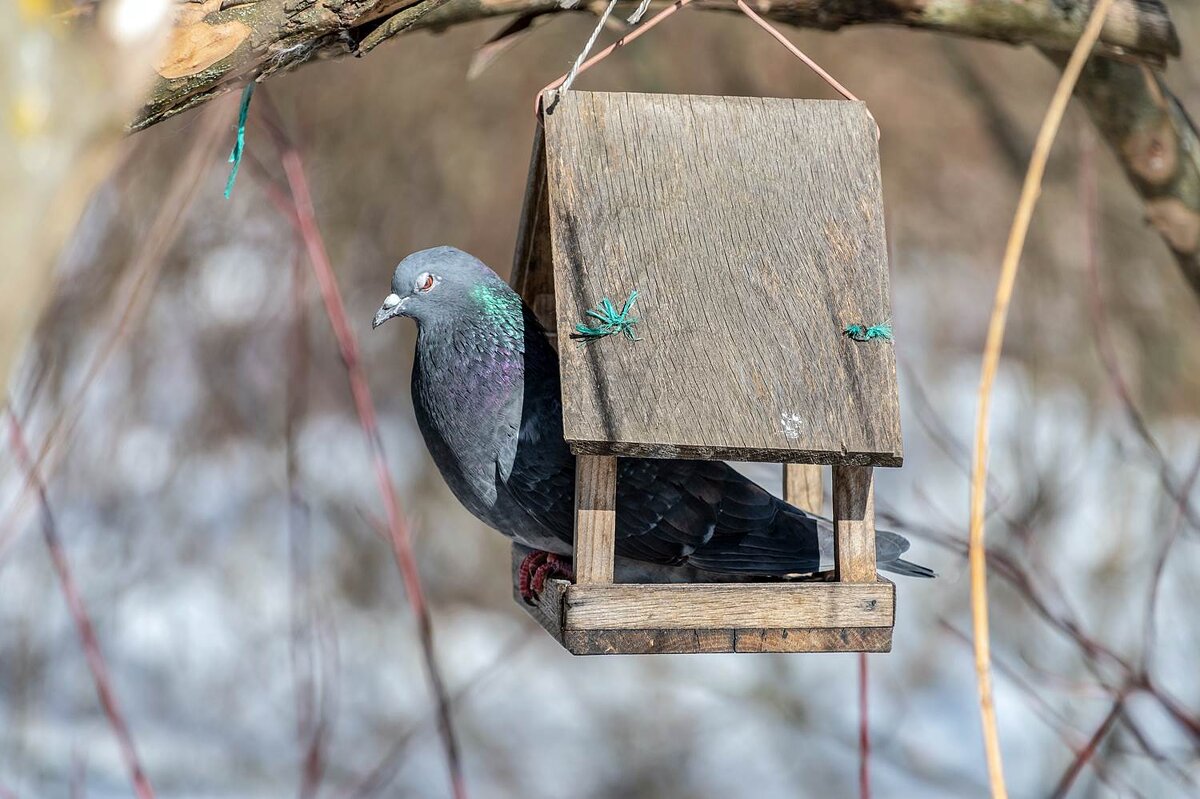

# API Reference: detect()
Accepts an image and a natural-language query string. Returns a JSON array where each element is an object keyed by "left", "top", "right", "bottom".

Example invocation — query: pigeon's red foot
[{"left": 518, "top": 551, "right": 574, "bottom": 605}]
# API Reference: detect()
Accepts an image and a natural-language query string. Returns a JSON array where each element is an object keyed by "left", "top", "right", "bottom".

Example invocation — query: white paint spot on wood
[{"left": 781, "top": 412, "right": 805, "bottom": 440}]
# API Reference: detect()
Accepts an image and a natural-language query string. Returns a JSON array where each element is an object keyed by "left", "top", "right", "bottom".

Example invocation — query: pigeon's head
[{"left": 372, "top": 246, "right": 509, "bottom": 331}]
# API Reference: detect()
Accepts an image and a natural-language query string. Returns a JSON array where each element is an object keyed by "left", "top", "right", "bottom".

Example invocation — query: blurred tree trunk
[{"left": 2, "top": 2, "right": 171, "bottom": 392}]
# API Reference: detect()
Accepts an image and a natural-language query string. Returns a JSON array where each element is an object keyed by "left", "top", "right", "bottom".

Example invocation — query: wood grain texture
[
  {"left": 541, "top": 91, "right": 902, "bottom": 466},
  {"left": 510, "top": 124, "right": 558, "bottom": 336},
  {"left": 573, "top": 454, "right": 617, "bottom": 585},
  {"left": 784, "top": 463, "right": 824, "bottom": 514},
  {"left": 563, "top": 627, "right": 892, "bottom": 655},
  {"left": 833, "top": 464, "right": 877, "bottom": 582},
  {"left": 562, "top": 582, "right": 893, "bottom": 630},
  {"left": 510, "top": 546, "right": 895, "bottom": 654}
]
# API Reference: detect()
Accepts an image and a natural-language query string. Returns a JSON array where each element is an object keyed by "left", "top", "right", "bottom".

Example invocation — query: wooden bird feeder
[{"left": 510, "top": 89, "right": 902, "bottom": 655}]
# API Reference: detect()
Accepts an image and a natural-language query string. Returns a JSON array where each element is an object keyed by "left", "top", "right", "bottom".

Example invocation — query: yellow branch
[{"left": 968, "top": 0, "right": 1118, "bottom": 795}]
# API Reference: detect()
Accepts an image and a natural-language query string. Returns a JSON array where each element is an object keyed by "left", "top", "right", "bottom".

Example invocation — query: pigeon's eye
[{"left": 415, "top": 272, "right": 437, "bottom": 293}]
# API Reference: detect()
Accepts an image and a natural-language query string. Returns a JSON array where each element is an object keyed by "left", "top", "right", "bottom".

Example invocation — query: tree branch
[
  {"left": 1071, "top": 57, "right": 1200, "bottom": 294},
  {"left": 127, "top": 0, "right": 1198, "bottom": 297},
  {"left": 133, "top": 0, "right": 1180, "bottom": 131}
]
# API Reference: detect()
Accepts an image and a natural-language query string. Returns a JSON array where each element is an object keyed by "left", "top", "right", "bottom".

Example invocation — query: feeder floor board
[{"left": 512, "top": 547, "right": 894, "bottom": 655}]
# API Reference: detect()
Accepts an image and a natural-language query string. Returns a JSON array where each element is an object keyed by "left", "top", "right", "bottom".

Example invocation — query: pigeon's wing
[
  {"left": 504, "top": 446, "right": 930, "bottom": 576},
  {"left": 493, "top": 374, "right": 577, "bottom": 547},
  {"left": 609, "top": 458, "right": 722, "bottom": 564},
  {"left": 501, "top": 446, "right": 726, "bottom": 564},
  {"left": 613, "top": 459, "right": 826, "bottom": 573}
]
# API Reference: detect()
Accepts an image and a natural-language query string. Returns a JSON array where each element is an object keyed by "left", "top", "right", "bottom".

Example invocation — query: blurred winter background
[{"left": 2, "top": 3, "right": 1200, "bottom": 798}]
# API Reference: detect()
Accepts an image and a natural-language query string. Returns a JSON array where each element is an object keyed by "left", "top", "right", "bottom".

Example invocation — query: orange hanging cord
[{"left": 535, "top": 0, "right": 863, "bottom": 115}]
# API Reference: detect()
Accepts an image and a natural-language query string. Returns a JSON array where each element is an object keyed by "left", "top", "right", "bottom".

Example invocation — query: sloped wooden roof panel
[{"left": 542, "top": 91, "right": 902, "bottom": 466}]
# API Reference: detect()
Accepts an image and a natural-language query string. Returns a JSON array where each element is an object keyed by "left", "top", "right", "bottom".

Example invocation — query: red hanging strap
[
  {"left": 536, "top": 0, "right": 862, "bottom": 114},
  {"left": 734, "top": 0, "right": 859, "bottom": 102}
]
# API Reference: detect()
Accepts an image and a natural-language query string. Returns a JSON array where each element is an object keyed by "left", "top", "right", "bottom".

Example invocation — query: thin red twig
[
  {"left": 5, "top": 406, "right": 155, "bottom": 799},
  {"left": 1077, "top": 127, "right": 1200, "bottom": 534},
  {"left": 942, "top": 622, "right": 1134, "bottom": 796},
  {"left": 1049, "top": 695, "right": 1125, "bottom": 799},
  {"left": 858, "top": 652, "right": 871, "bottom": 799},
  {"left": 1142, "top": 451, "right": 1200, "bottom": 673},
  {"left": 900, "top": 512, "right": 1200, "bottom": 748},
  {"left": 535, "top": 0, "right": 860, "bottom": 115},
  {"left": 285, "top": 246, "right": 334, "bottom": 799},
  {"left": 70, "top": 753, "right": 87, "bottom": 799},
  {"left": 342, "top": 630, "right": 535, "bottom": 799},
  {"left": 733, "top": 0, "right": 860, "bottom": 102},
  {"left": 0, "top": 106, "right": 228, "bottom": 559},
  {"left": 252, "top": 92, "right": 466, "bottom": 799},
  {"left": 536, "top": 0, "right": 694, "bottom": 113}
]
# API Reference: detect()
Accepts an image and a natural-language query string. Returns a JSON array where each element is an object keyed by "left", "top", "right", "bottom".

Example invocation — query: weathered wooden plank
[
  {"left": 561, "top": 627, "right": 892, "bottom": 655},
  {"left": 573, "top": 454, "right": 617, "bottom": 585},
  {"left": 564, "top": 629, "right": 736, "bottom": 655},
  {"left": 732, "top": 626, "right": 892, "bottom": 653},
  {"left": 562, "top": 581, "right": 893, "bottom": 630},
  {"left": 543, "top": 91, "right": 902, "bottom": 466},
  {"left": 784, "top": 463, "right": 824, "bottom": 514},
  {"left": 510, "top": 124, "right": 557, "bottom": 336},
  {"left": 833, "top": 465, "right": 877, "bottom": 583},
  {"left": 509, "top": 547, "right": 896, "bottom": 655}
]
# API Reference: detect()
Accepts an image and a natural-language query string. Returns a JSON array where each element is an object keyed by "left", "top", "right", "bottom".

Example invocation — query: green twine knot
[
  {"left": 224, "top": 81, "right": 256, "bottom": 199},
  {"left": 844, "top": 322, "right": 892, "bottom": 342},
  {"left": 570, "top": 290, "right": 641, "bottom": 344}
]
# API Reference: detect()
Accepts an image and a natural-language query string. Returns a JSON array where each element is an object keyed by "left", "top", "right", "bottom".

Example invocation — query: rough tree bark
[{"left": 132, "top": 0, "right": 1198, "bottom": 295}]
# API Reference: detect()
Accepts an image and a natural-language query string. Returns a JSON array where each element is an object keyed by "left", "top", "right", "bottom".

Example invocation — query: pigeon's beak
[{"left": 372, "top": 294, "right": 406, "bottom": 329}]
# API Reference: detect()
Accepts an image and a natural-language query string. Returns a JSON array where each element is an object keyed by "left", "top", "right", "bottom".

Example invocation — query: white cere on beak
[{"left": 383, "top": 293, "right": 402, "bottom": 309}]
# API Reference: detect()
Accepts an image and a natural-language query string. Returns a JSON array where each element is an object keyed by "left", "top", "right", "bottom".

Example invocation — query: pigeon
[{"left": 372, "top": 246, "right": 933, "bottom": 596}]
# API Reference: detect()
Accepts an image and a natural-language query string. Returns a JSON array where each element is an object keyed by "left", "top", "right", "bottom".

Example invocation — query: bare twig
[
  {"left": 342, "top": 630, "right": 536, "bottom": 799},
  {"left": 131, "top": 0, "right": 1180, "bottom": 134},
  {"left": 0, "top": 105, "right": 228, "bottom": 559},
  {"left": 5, "top": 405, "right": 155, "bottom": 799},
  {"left": 858, "top": 652, "right": 870, "bottom": 799},
  {"left": 734, "top": 0, "right": 859, "bottom": 102},
  {"left": 1077, "top": 127, "right": 1200, "bottom": 534},
  {"left": 284, "top": 246, "right": 335, "bottom": 799},
  {"left": 1049, "top": 695, "right": 1125, "bottom": 799},
  {"left": 251, "top": 91, "right": 466, "bottom": 799},
  {"left": 1141, "top": 449, "right": 1200, "bottom": 675},
  {"left": 940, "top": 622, "right": 1136, "bottom": 796},
  {"left": 900, "top": 508, "right": 1200, "bottom": 782},
  {"left": 967, "top": 2, "right": 1118, "bottom": 795}
]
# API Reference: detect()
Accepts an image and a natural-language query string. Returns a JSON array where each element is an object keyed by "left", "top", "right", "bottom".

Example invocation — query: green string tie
[
  {"left": 571, "top": 290, "right": 641, "bottom": 344},
  {"left": 224, "top": 81, "right": 256, "bottom": 199},
  {"left": 844, "top": 322, "right": 892, "bottom": 342}
]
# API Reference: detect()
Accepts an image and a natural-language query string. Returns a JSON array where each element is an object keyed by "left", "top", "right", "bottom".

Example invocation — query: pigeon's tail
[
  {"left": 684, "top": 488, "right": 935, "bottom": 579},
  {"left": 881, "top": 558, "right": 937, "bottom": 579}
]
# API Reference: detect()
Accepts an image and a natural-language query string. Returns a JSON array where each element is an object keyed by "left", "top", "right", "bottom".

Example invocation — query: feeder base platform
[{"left": 512, "top": 547, "right": 894, "bottom": 655}]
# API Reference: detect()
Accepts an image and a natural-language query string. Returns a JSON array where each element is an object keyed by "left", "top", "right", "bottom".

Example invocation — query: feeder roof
[{"left": 532, "top": 91, "right": 901, "bottom": 466}]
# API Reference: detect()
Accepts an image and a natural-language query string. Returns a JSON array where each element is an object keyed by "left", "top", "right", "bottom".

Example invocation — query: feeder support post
[
  {"left": 573, "top": 454, "right": 617, "bottom": 584},
  {"left": 832, "top": 465, "right": 877, "bottom": 582},
  {"left": 784, "top": 464, "right": 823, "bottom": 515}
]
